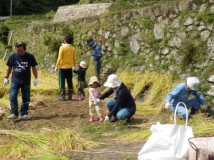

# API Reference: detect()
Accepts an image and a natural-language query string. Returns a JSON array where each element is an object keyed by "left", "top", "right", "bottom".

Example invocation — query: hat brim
[
  {"left": 104, "top": 81, "right": 122, "bottom": 88},
  {"left": 85, "top": 40, "right": 95, "bottom": 46},
  {"left": 89, "top": 80, "right": 99, "bottom": 85}
]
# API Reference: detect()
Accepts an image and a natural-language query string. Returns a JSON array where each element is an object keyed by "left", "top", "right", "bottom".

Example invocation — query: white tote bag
[{"left": 138, "top": 102, "right": 194, "bottom": 160}]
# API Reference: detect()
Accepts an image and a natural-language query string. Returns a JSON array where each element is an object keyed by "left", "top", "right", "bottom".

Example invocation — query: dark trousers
[
  {"left": 9, "top": 83, "right": 30, "bottom": 116},
  {"left": 78, "top": 89, "right": 85, "bottom": 96},
  {"left": 94, "top": 60, "right": 101, "bottom": 80},
  {"left": 59, "top": 68, "right": 73, "bottom": 93}
]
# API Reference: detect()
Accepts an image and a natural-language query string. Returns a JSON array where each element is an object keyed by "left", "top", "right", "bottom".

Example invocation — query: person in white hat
[
  {"left": 73, "top": 61, "right": 88, "bottom": 101},
  {"left": 97, "top": 74, "right": 136, "bottom": 122},
  {"left": 165, "top": 77, "right": 207, "bottom": 117},
  {"left": 88, "top": 76, "right": 104, "bottom": 122}
]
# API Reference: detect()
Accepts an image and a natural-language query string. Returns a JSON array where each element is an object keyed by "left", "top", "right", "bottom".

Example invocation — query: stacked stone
[{"left": 54, "top": 3, "right": 111, "bottom": 21}]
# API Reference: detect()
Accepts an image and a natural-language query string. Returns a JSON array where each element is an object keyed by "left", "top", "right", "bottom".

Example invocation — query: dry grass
[{"left": 0, "top": 128, "right": 100, "bottom": 159}]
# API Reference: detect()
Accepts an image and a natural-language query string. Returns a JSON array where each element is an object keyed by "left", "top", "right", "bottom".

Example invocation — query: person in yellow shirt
[{"left": 55, "top": 35, "right": 76, "bottom": 101}]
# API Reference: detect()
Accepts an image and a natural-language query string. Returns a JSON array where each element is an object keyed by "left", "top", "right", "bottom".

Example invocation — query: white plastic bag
[{"left": 138, "top": 102, "right": 194, "bottom": 160}]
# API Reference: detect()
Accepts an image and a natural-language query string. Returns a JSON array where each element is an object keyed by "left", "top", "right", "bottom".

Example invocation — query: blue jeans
[
  {"left": 9, "top": 83, "right": 30, "bottom": 116},
  {"left": 170, "top": 98, "right": 201, "bottom": 117},
  {"left": 106, "top": 100, "right": 130, "bottom": 120},
  {"left": 94, "top": 60, "right": 101, "bottom": 80}
]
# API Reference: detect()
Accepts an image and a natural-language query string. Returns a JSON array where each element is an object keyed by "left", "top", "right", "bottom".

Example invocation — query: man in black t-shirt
[{"left": 4, "top": 42, "right": 38, "bottom": 120}]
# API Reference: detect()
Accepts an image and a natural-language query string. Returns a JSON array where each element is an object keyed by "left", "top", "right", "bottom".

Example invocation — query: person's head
[
  {"left": 85, "top": 38, "right": 95, "bottom": 47},
  {"left": 79, "top": 61, "right": 87, "bottom": 70},
  {"left": 15, "top": 42, "right": 26, "bottom": 56},
  {"left": 89, "top": 76, "right": 99, "bottom": 88},
  {"left": 104, "top": 74, "right": 122, "bottom": 89},
  {"left": 186, "top": 77, "right": 200, "bottom": 91},
  {"left": 64, "top": 35, "right": 73, "bottom": 44}
]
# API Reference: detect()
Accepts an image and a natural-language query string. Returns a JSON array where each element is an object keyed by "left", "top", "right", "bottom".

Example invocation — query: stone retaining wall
[{"left": 54, "top": 3, "right": 111, "bottom": 21}]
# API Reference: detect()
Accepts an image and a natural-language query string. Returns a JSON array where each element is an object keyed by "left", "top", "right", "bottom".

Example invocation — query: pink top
[{"left": 89, "top": 87, "right": 102, "bottom": 103}]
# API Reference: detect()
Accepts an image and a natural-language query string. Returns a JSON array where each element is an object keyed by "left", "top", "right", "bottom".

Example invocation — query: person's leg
[
  {"left": 89, "top": 101, "right": 94, "bottom": 122},
  {"left": 116, "top": 108, "right": 130, "bottom": 120},
  {"left": 94, "top": 61, "right": 101, "bottom": 81},
  {"left": 186, "top": 98, "right": 201, "bottom": 115},
  {"left": 77, "top": 89, "right": 82, "bottom": 101},
  {"left": 95, "top": 104, "right": 103, "bottom": 122},
  {"left": 106, "top": 100, "right": 116, "bottom": 110},
  {"left": 9, "top": 83, "right": 20, "bottom": 116},
  {"left": 81, "top": 89, "right": 86, "bottom": 100},
  {"left": 170, "top": 103, "right": 190, "bottom": 117},
  {"left": 66, "top": 68, "right": 73, "bottom": 100},
  {"left": 20, "top": 85, "right": 31, "bottom": 117},
  {"left": 59, "top": 69, "right": 65, "bottom": 100}
]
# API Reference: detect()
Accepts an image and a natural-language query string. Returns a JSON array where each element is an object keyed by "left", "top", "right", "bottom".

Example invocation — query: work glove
[
  {"left": 4, "top": 78, "right": 9, "bottom": 85},
  {"left": 201, "top": 104, "right": 208, "bottom": 111},
  {"left": 96, "top": 99, "right": 100, "bottom": 103},
  {"left": 34, "top": 78, "right": 38, "bottom": 86},
  {"left": 165, "top": 102, "right": 170, "bottom": 109},
  {"left": 91, "top": 52, "right": 95, "bottom": 56},
  {"left": 104, "top": 116, "right": 110, "bottom": 122},
  {"left": 55, "top": 67, "right": 58, "bottom": 73}
]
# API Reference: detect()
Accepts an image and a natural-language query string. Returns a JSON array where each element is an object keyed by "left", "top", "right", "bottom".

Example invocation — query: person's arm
[
  {"left": 32, "top": 67, "right": 37, "bottom": 78},
  {"left": 165, "top": 86, "right": 181, "bottom": 103},
  {"left": 99, "top": 88, "right": 114, "bottom": 100},
  {"left": 108, "top": 90, "right": 126, "bottom": 118},
  {"left": 73, "top": 69, "right": 78, "bottom": 74},
  {"left": 94, "top": 46, "right": 102, "bottom": 58},
  {"left": 5, "top": 67, "right": 12, "bottom": 78},
  {"left": 195, "top": 90, "right": 206, "bottom": 105},
  {"left": 56, "top": 47, "right": 63, "bottom": 67}
]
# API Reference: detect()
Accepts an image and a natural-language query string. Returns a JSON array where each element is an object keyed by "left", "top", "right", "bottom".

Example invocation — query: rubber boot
[
  {"left": 89, "top": 115, "right": 94, "bottom": 122},
  {"left": 99, "top": 116, "right": 104, "bottom": 122},
  {"left": 67, "top": 89, "right": 73, "bottom": 100},
  {"left": 58, "top": 90, "right": 65, "bottom": 101},
  {"left": 76, "top": 96, "right": 81, "bottom": 101},
  {"left": 81, "top": 96, "right": 86, "bottom": 100},
  {"left": 190, "top": 107, "right": 198, "bottom": 115}
]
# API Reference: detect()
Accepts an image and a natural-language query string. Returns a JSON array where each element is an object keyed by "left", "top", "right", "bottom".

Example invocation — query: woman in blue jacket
[
  {"left": 165, "top": 77, "right": 207, "bottom": 117},
  {"left": 97, "top": 74, "right": 136, "bottom": 122}
]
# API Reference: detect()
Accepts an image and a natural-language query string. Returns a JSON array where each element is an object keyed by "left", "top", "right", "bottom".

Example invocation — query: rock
[
  {"left": 162, "top": 48, "right": 170, "bottom": 55},
  {"left": 179, "top": 73, "right": 190, "bottom": 80},
  {"left": 102, "top": 45, "right": 106, "bottom": 51},
  {"left": 105, "top": 31, "right": 110, "bottom": 39},
  {"left": 121, "top": 26, "right": 130, "bottom": 37},
  {"left": 192, "top": 3, "right": 198, "bottom": 11},
  {"left": 51, "top": 64, "right": 55, "bottom": 69},
  {"left": 199, "top": 3, "right": 209, "bottom": 13},
  {"left": 155, "top": 55, "right": 160, "bottom": 60},
  {"left": 197, "top": 26, "right": 206, "bottom": 31},
  {"left": 130, "top": 39, "right": 140, "bottom": 54},
  {"left": 199, "top": 21, "right": 205, "bottom": 26},
  {"left": 169, "top": 36, "right": 182, "bottom": 48},
  {"left": 178, "top": 1, "right": 192, "bottom": 12},
  {"left": 186, "top": 25, "right": 194, "bottom": 32},
  {"left": 171, "top": 19, "right": 180, "bottom": 28},
  {"left": 138, "top": 7, "right": 156, "bottom": 21},
  {"left": 131, "top": 32, "right": 142, "bottom": 41},
  {"left": 169, "top": 3, "right": 179, "bottom": 14},
  {"left": 176, "top": 31, "right": 186, "bottom": 40},
  {"left": 208, "top": 75, "right": 214, "bottom": 82},
  {"left": 210, "top": 0, "right": 214, "bottom": 3},
  {"left": 207, "top": 24, "right": 214, "bottom": 30},
  {"left": 201, "top": 31, "right": 210, "bottom": 41},
  {"left": 154, "top": 19, "right": 169, "bottom": 39},
  {"left": 88, "top": 31, "right": 93, "bottom": 37},
  {"left": 114, "top": 40, "right": 120, "bottom": 48},
  {"left": 107, "top": 46, "right": 112, "bottom": 51},
  {"left": 207, "top": 36, "right": 214, "bottom": 60},
  {"left": 98, "top": 29, "right": 103, "bottom": 36},
  {"left": 210, "top": 5, "right": 214, "bottom": 14},
  {"left": 207, "top": 86, "right": 214, "bottom": 96},
  {"left": 153, "top": 7, "right": 161, "bottom": 17},
  {"left": 184, "top": 17, "right": 194, "bottom": 26},
  {"left": 161, "top": 4, "right": 169, "bottom": 17}
]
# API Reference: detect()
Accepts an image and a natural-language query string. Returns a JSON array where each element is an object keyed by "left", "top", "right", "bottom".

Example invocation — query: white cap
[
  {"left": 80, "top": 61, "right": 87, "bottom": 68},
  {"left": 186, "top": 77, "right": 200, "bottom": 90},
  {"left": 104, "top": 74, "right": 122, "bottom": 88},
  {"left": 89, "top": 76, "right": 99, "bottom": 85}
]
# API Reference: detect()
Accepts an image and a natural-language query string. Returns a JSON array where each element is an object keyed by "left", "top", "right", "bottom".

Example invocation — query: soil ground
[{"left": 0, "top": 94, "right": 150, "bottom": 160}]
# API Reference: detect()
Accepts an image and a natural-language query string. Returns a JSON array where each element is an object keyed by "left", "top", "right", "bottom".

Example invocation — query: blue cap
[{"left": 85, "top": 38, "right": 95, "bottom": 46}]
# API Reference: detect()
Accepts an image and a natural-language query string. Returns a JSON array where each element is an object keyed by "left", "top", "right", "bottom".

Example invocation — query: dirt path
[{"left": 0, "top": 95, "right": 146, "bottom": 160}]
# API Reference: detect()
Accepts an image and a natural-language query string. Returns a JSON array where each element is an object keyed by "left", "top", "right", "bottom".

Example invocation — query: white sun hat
[
  {"left": 80, "top": 61, "right": 87, "bottom": 68},
  {"left": 104, "top": 74, "right": 122, "bottom": 88},
  {"left": 89, "top": 76, "right": 99, "bottom": 85},
  {"left": 186, "top": 77, "right": 200, "bottom": 90}
]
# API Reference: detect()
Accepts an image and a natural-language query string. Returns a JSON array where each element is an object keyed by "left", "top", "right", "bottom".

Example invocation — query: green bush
[{"left": 0, "top": 24, "right": 10, "bottom": 45}]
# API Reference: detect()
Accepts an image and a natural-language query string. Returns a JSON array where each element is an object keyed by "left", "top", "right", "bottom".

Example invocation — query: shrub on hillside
[{"left": 0, "top": 25, "right": 10, "bottom": 45}]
